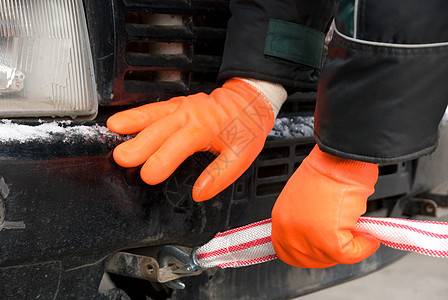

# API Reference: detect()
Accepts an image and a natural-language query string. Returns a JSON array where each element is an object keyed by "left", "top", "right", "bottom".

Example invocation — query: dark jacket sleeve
[
  {"left": 218, "top": 0, "right": 336, "bottom": 92},
  {"left": 314, "top": 0, "right": 448, "bottom": 163}
]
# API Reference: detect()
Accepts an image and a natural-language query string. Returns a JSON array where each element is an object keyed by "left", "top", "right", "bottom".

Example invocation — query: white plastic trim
[
  {"left": 335, "top": 27, "right": 448, "bottom": 48},
  {"left": 353, "top": 0, "right": 359, "bottom": 38}
]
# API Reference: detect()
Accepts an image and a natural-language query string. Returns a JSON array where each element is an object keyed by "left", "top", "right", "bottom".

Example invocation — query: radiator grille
[
  {"left": 112, "top": 0, "right": 230, "bottom": 106},
  {"left": 229, "top": 137, "right": 413, "bottom": 227},
  {"left": 254, "top": 141, "right": 313, "bottom": 198}
]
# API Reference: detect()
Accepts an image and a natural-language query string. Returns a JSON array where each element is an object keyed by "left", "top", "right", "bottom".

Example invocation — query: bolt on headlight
[{"left": 0, "top": 0, "right": 97, "bottom": 119}]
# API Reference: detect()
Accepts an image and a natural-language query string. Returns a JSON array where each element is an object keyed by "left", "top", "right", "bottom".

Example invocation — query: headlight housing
[{"left": 0, "top": 0, "right": 97, "bottom": 118}]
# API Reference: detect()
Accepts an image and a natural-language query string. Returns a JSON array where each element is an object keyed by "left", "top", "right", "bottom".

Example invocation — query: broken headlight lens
[{"left": 0, "top": 0, "right": 97, "bottom": 118}]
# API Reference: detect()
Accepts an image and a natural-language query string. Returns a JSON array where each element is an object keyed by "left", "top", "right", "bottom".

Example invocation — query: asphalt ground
[{"left": 297, "top": 252, "right": 448, "bottom": 300}]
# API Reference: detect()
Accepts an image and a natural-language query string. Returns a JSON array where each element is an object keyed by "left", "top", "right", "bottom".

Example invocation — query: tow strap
[{"left": 195, "top": 217, "right": 448, "bottom": 269}]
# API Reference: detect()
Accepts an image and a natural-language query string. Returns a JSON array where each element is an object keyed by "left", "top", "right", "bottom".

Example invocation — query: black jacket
[
  {"left": 218, "top": 0, "right": 336, "bottom": 91},
  {"left": 218, "top": 0, "right": 448, "bottom": 163}
]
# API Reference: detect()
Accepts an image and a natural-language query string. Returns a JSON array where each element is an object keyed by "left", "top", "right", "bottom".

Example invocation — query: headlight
[{"left": 0, "top": 0, "right": 97, "bottom": 118}]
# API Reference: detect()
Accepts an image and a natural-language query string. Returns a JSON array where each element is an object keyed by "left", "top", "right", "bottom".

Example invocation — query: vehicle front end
[{"left": 0, "top": 1, "right": 447, "bottom": 299}]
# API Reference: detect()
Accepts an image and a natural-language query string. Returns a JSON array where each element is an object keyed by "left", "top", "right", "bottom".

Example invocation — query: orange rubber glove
[
  {"left": 271, "top": 145, "right": 381, "bottom": 268},
  {"left": 107, "top": 78, "right": 277, "bottom": 202}
]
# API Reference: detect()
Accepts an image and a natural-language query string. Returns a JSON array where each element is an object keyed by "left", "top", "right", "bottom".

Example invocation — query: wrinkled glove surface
[
  {"left": 107, "top": 78, "right": 274, "bottom": 202},
  {"left": 271, "top": 146, "right": 381, "bottom": 268}
]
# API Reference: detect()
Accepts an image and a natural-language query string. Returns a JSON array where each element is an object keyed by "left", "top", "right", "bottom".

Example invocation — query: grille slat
[
  {"left": 256, "top": 177, "right": 291, "bottom": 185},
  {"left": 123, "top": 0, "right": 230, "bottom": 14},
  {"left": 126, "top": 24, "right": 192, "bottom": 41},
  {"left": 126, "top": 53, "right": 191, "bottom": 68},
  {"left": 124, "top": 81, "right": 187, "bottom": 95},
  {"left": 256, "top": 158, "right": 292, "bottom": 167},
  {"left": 126, "top": 24, "right": 226, "bottom": 42},
  {"left": 126, "top": 53, "right": 222, "bottom": 72},
  {"left": 109, "top": 0, "right": 229, "bottom": 106},
  {"left": 120, "top": 82, "right": 220, "bottom": 103}
]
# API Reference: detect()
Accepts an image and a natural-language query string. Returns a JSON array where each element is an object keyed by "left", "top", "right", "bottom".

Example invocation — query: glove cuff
[
  {"left": 238, "top": 78, "right": 287, "bottom": 118},
  {"left": 307, "top": 145, "right": 379, "bottom": 187},
  {"left": 223, "top": 78, "right": 279, "bottom": 135}
]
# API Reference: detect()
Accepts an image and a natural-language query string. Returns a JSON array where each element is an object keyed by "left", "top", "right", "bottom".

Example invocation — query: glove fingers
[
  {"left": 193, "top": 148, "right": 260, "bottom": 202},
  {"left": 140, "top": 128, "right": 210, "bottom": 185},
  {"left": 107, "top": 99, "right": 182, "bottom": 134},
  {"left": 337, "top": 232, "right": 381, "bottom": 265},
  {"left": 274, "top": 241, "right": 339, "bottom": 269},
  {"left": 113, "top": 114, "right": 183, "bottom": 168}
]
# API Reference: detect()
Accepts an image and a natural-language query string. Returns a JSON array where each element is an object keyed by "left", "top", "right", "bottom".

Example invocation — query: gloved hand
[
  {"left": 271, "top": 145, "right": 381, "bottom": 268},
  {"left": 107, "top": 78, "right": 286, "bottom": 202}
]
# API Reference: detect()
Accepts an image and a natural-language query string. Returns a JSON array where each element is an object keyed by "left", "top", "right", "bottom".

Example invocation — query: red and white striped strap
[
  {"left": 196, "top": 219, "right": 276, "bottom": 268},
  {"left": 356, "top": 217, "right": 448, "bottom": 258},
  {"left": 195, "top": 217, "right": 448, "bottom": 269}
]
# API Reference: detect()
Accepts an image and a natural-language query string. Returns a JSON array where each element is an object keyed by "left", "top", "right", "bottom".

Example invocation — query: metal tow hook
[
  {"left": 157, "top": 245, "right": 203, "bottom": 290},
  {"left": 105, "top": 246, "right": 203, "bottom": 290}
]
